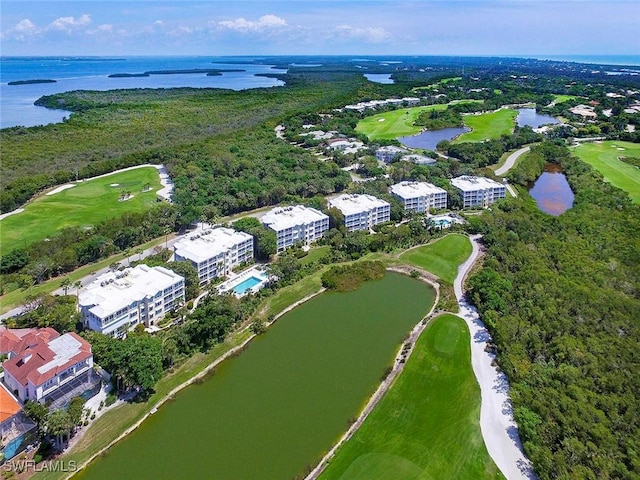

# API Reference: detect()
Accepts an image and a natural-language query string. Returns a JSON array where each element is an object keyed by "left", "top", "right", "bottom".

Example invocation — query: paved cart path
[{"left": 454, "top": 235, "right": 536, "bottom": 480}]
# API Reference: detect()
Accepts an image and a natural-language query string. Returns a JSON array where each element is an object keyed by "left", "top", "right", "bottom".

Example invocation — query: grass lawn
[
  {"left": 319, "top": 314, "right": 502, "bottom": 480},
  {"left": 355, "top": 100, "right": 482, "bottom": 141},
  {"left": 553, "top": 94, "right": 579, "bottom": 104},
  {"left": 1, "top": 167, "right": 162, "bottom": 252},
  {"left": 454, "top": 109, "right": 517, "bottom": 143},
  {"left": 571, "top": 141, "right": 640, "bottom": 203},
  {"left": 412, "top": 77, "right": 462, "bottom": 91},
  {"left": 299, "top": 245, "right": 331, "bottom": 266},
  {"left": 355, "top": 104, "right": 448, "bottom": 140},
  {"left": 400, "top": 234, "right": 472, "bottom": 284}
]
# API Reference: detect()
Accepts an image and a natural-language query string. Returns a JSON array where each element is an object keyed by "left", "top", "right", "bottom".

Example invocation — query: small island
[
  {"left": 107, "top": 68, "right": 246, "bottom": 78},
  {"left": 108, "top": 73, "right": 151, "bottom": 78},
  {"left": 8, "top": 79, "right": 57, "bottom": 86}
]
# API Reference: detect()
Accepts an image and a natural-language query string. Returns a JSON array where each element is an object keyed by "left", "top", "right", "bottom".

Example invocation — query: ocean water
[
  {"left": 0, "top": 56, "right": 285, "bottom": 129},
  {"left": 534, "top": 55, "right": 640, "bottom": 66}
]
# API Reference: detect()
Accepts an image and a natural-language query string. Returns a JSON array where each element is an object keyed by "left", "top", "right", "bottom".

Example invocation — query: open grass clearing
[
  {"left": 0, "top": 167, "right": 162, "bottom": 252},
  {"left": 571, "top": 141, "right": 640, "bottom": 203},
  {"left": 411, "top": 77, "right": 462, "bottom": 91},
  {"left": 318, "top": 314, "right": 502, "bottom": 480},
  {"left": 400, "top": 234, "right": 473, "bottom": 284},
  {"left": 552, "top": 94, "right": 579, "bottom": 104},
  {"left": 299, "top": 245, "right": 331, "bottom": 266},
  {"left": 355, "top": 100, "right": 482, "bottom": 141},
  {"left": 454, "top": 109, "right": 517, "bottom": 143}
]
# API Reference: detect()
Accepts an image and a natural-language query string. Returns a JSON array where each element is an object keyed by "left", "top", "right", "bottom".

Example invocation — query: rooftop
[
  {"left": 173, "top": 227, "right": 252, "bottom": 263},
  {"left": 0, "top": 384, "right": 21, "bottom": 422},
  {"left": 79, "top": 264, "right": 184, "bottom": 318},
  {"left": 328, "top": 194, "right": 390, "bottom": 216},
  {"left": 2, "top": 330, "right": 92, "bottom": 389},
  {"left": 401, "top": 154, "right": 436, "bottom": 165},
  {"left": 261, "top": 205, "right": 329, "bottom": 231},
  {"left": 377, "top": 145, "right": 408, "bottom": 154},
  {"left": 451, "top": 176, "right": 505, "bottom": 192},
  {"left": 390, "top": 181, "right": 447, "bottom": 198}
]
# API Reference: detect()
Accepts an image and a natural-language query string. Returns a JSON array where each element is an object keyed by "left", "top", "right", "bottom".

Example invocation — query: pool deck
[{"left": 217, "top": 265, "right": 270, "bottom": 297}]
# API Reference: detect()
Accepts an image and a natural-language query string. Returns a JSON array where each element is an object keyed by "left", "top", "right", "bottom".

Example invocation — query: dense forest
[{"left": 468, "top": 142, "right": 640, "bottom": 479}]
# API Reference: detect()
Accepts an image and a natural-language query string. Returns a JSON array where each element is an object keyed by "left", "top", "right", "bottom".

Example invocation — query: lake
[
  {"left": 75, "top": 272, "right": 435, "bottom": 480},
  {"left": 0, "top": 57, "right": 285, "bottom": 129},
  {"left": 529, "top": 164, "right": 574, "bottom": 215},
  {"left": 516, "top": 108, "right": 560, "bottom": 128},
  {"left": 398, "top": 126, "right": 470, "bottom": 151},
  {"left": 364, "top": 73, "right": 394, "bottom": 84}
]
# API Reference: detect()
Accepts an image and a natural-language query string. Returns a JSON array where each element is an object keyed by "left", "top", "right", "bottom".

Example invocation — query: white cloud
[
  {"left": 86, "top": 24, "right": 113, "bottom": 36},
  {"left": 47, "top": 14, "right": 91, "bottom": 33},
  {"left": 3, "top": 18, "right": 41, "bottom": 40},
  {"left": 334, "top": 25, "right": 391, "bottom": 43},
  {"left": 218, "top": 14, "right": 287, "bottom": 33}
]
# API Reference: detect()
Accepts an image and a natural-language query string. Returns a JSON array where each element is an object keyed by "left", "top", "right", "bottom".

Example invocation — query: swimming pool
[{"left": 233, "top": 276, "right": 263, "bottom": 295}]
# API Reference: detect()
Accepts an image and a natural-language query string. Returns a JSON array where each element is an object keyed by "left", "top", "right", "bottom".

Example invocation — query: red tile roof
[
  {"left": 0, "top": 384, "right": 21, "bottom": 423},
  {"left": 2, "top": 331, "right": 92, "bottom": 389}
]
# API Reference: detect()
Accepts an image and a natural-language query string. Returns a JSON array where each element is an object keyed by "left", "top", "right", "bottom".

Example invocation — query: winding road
[
  {"left": 454, "top": 235, "right": 536, "bottom": 480},
  {"left": 496, "top": 146, "right": 530, "bottom": 176}
]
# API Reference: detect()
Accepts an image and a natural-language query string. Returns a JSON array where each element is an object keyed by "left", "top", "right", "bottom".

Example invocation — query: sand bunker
[{"left": 46, "top": 184, "right": 76, "bottom": 195}]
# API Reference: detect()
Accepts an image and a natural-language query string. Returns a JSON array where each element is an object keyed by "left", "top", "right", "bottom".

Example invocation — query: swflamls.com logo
[{"left": 5, "top": 460, "right": 78, "bottom": 472}]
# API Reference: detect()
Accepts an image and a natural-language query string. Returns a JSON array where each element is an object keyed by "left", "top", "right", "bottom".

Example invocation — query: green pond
[{"left": 76, "top": 273, "right": 435, "bottom": 480}]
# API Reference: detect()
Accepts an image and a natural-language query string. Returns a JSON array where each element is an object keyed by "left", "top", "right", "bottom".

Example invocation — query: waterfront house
[{"left": 2, "top": 329, "right": 93, "bottom": 404}]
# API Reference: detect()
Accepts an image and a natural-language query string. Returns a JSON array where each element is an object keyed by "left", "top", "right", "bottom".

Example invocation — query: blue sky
[{"left": 2, "top": 1, "right": 639, "bottom": 57}]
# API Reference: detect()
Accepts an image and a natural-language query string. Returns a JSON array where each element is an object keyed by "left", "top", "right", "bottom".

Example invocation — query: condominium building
[
  {"left": 261, "top": 205, "right": 329, "bottom": 252},
  {"left": 173, "top": 227, "right": 253, "bottom": 285},
  {"left": 79, "top": 265, "right": 185, "bottom": 338},
  {"left": 375, "top": 146, "right": 409, "bottom": 163},
  {"left": 390, "top": 181, "right": 448, "bottom": 213},
  {"left": 328, "top": 194, "right": 391, "bottom": 232},
  {"left": 2, "top": 329, "right": 93, "bottom": 404},
  {"left": 451, "top": 176, "right": 506, "bottom": 208}
]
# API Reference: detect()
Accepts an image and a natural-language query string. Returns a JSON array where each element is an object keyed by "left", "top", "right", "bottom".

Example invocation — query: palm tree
[
  {"left": 74, "top": 280, "right": 83, "bottom": 312},
  {"left": 60, "top": 277, "right": 72, "bottom": 296}
]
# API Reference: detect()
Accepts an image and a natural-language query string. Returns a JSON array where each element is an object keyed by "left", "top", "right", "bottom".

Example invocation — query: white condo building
[
  {"left": 451, "top": 176, "right": 506, "bottom": 208},
  {"left": 390, "top": 181, "right": 448, "bottom": 213},
  {"left": 261, "top": 205, "right": 329, "bottom": 252},
  {"left": 173, "top": 227, "right": 253, "bottom": 285},
  {"left": 328, "top": 194, "right": 391, "bottom": 232},
  {"left": 79, "top": 265, "right": 185, "bottom": 338}
]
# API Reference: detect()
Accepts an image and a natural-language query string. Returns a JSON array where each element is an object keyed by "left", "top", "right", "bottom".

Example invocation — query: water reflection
[{"left": 529, "top": 164, "right": 574, "bottom": 215}]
